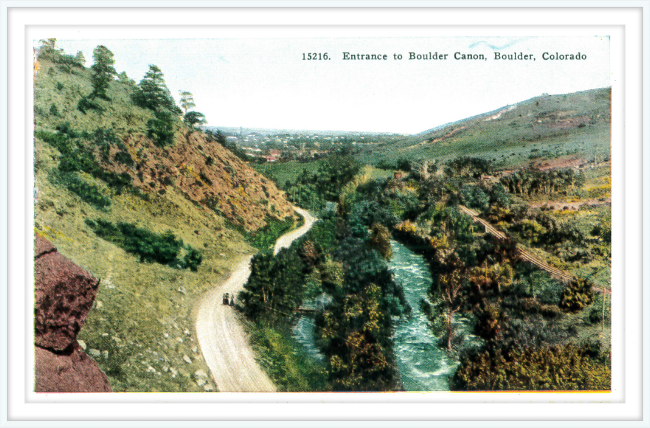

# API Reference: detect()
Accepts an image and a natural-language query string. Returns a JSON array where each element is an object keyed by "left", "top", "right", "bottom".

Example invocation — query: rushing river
[
  {"left": 389, "top": 239, "right": 458, "bottom": 391},
  {"left": 292, "top": 239, "right": 471, "bottom": 391}
]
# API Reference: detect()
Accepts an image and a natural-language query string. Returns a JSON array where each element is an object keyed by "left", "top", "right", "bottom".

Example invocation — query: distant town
[{"left": 205, "top": 126, "right": 406, "bottom": 163}]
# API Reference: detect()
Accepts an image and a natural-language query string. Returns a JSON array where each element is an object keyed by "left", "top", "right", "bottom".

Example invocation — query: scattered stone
[
  {"left": 88, "top": 349, "right": 101, "bottom": 358},
  {"left": 184, "top": 329, "right": 190, "bottom": 336},
  {"left": 94, "top": 300, "right": 103, "bottom": 310},
  {"left": 194, "top": 369, "right": 208, "bottom": 379},
  {"left": 176, "top": 337, "right": 183, "bottom": 343},
  {"left": 78, "top": 340, "right": 87, "bottom": 351},
  {"left": 203, "top": 384, "right": 214, "bottom": 392},
  {"left": 102, "top": 350, "right": 109, "bottom": 359},
  {"left": 192, "top": 346, "right": 198, "bottom": 354},
  {"left": 101, "top": 333, "right": 109, "bottom": 337},
  {"left": 112, "top": 336, "right": 121, "bottom": 343},
  {"left": 177, "top": 287, "right": 186, "bottom": 295},
  {"left": 183, "top": 355, "right": 192, "bottom": 364},
  {"left": 196, "top": 378, "right": 207, "bottom": 387},
  {"left": 170, "top": 367, "right": 178, "bottom": 378},
  {"left": 147, "top": 366, "right": 156, "bottom": 373},
  {"left": 162, "top": 366, "right": 169, "bottom": 373},
  {"left": 163, "top": 332, "right": 169, "bottom": 338}
]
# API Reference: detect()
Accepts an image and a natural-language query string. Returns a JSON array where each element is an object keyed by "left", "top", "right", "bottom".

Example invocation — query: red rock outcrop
[
  {"left": 35, "top": 343, "right": 112, "bottom": 393},
  {"left": 34, "top": 234, "right": 112, "bottom": 392}
]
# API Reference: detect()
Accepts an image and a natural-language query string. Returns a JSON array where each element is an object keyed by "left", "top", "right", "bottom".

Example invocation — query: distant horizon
[
  {"left": 51, "top": 37, "right": 611, "bottom": 134},
  {"left": 204, "top": 86, "right": 611, "bottom": 136}
]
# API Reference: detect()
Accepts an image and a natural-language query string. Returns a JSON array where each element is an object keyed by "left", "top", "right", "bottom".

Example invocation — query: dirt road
[{"left": 195, "top": 207, "right": 316, "bottom": 392}]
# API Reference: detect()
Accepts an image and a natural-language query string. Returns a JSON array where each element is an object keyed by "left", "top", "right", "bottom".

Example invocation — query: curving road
[{"left": 195, "top": 207, "right": 316, "bottom": 392}]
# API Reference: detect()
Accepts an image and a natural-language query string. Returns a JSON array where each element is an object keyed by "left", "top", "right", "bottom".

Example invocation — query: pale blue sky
[{"left": 50, "top": 36, "right": 610, "bottom": 134}]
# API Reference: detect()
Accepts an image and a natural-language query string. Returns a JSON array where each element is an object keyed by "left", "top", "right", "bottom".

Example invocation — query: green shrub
[
  {"left": 181, "top": 246, "right": 203, "bottom": 271},
  {"left": 114, "top": 151, "right": 134, "bottom": 167},
  {"left": 85, "top": 219, "right": 202, "bottom": 270},
  {"left": 560, "top": 276, "right": 594, "bottom": 312},
  {"left": 247, "top": 216, "right": 296, "bottom": 251},
  {"left": 146, "top": 110, "right": 176, "bottom": 147},
  {"left": 49, "top": 104, "right": 59, "bottom": 117},
  {"left": 77, "top": 96, "right": 104, "bottom": 114},
  {"left": 58, "top": 172, "right": 111, "bottom": 209}
]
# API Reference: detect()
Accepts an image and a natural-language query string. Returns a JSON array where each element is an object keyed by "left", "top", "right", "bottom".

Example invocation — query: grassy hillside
[
  {"left": 33, "top": 48, "right": 298, "bottom": 391},
  {"left": 356, "top": 88, "right": 611, "bottom": 169}
]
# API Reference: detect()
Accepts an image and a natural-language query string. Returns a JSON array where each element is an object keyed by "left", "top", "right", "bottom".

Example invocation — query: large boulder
[
  {"left": 34, "top": 343, "right": 111, "bottom": 393},
  {"left": 34, "top": 236, "right": 99, "bottom": 351},
  {"left": 34, "top": 234, "right": 112, "bottom": 392}
]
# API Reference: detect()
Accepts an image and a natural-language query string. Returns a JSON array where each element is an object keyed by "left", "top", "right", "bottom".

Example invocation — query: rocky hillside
[
  {"left": 34, "top": 57, "right": 294, "bottom": 231},
  {"left": 33, "top": 43, "right": 297, "bottom": 392}
]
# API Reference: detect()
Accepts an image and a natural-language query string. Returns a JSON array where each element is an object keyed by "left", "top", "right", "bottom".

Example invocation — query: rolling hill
[{"left": 356, "top": 88, "right": 611, "bottom": 169}]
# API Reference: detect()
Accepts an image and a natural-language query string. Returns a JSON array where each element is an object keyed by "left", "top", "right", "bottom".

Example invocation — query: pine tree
[
  {"left": 90, "top": 45, "right": 117, "bottom": 100},
  {"left": 132, "top": 65, "right": 182, "bottom": 114},
  {"left": 75, "top": 51, "right": 85, "bottom": 66},
  {"left": 179, "top": 90, "right": 196, "bottom": 114},
  {"left": 183, "top": 111, "right": 207, "bottom": 128}
]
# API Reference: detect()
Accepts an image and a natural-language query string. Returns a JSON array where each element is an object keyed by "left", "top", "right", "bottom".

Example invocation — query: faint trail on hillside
[
  {"left": 195, "top": 207, "right": 317, "bottom": 392},
  {"left": 458, "top": 205, "right": 611, "bottom": 295}
]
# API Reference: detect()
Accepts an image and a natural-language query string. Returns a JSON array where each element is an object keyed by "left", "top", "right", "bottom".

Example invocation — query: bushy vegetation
[
  {"left": 246, "top": 322, "right": 328, "bottom": 391},
  {"left": 85, "top": 219, "right": 203, "bottom": 271},
  {"left": 146, "top": 110, "right": 177, "bottom": 148},
  {"left": 281, "top": 154, "right": 361, "bottom": 211},
  {"left": 501, "top": 167, "right": 585, "bottom": 196},
  {"left": 241, "top": 171, "right": 409, "bottom": 391},
  {"left": 452, "top": 344, "right": 610, "bottom": 391},
  {"left": 56, "top": 172, "right": 111, "bottom": 209},
  {"left": 35, "top": 124, "right": 134, "bottom": 194},
  {"left": 248, "top": 216, "right": 298, "bottom": 250},
  {"left": 333, "top": 153, "right": 611, "bottom": 390}
]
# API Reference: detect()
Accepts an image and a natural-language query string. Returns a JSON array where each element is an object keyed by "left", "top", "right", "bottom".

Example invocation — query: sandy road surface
[
  {"left": 195, "top": 207, "right": 316, "bottom": 392},
  {"left": 274, "top": 207, "right": 317, "bottom": 255}
]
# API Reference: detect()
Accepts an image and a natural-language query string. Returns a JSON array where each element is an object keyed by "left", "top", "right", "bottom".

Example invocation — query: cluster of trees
[
  {"left": 85, "top": 219, "right": 202, "bottom": 270},
  {"left": 38, "top": 41, "right": 210, "bottom": 148},
  {"left": 240, "top": 246, "right": 307, "bottom": 322},
  {"left": 241, "top": 164, "right": 410, "bottom": 391},
  {"left": 37, "top": 39, "right": 86, "bottom": 72},
  {"left": 500, "top": 167, "right": 585, "bottom": 196},
  {"left": 445, "top": 156, "right": 494, "bottom": 178},
  {"left": 282, "top": 154, "right": 361, "bottom": 211}
]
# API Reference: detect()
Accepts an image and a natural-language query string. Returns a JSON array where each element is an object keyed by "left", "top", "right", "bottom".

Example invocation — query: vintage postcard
[{"left": 31, "top": 34, "right": 612, "bottom": 394}]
